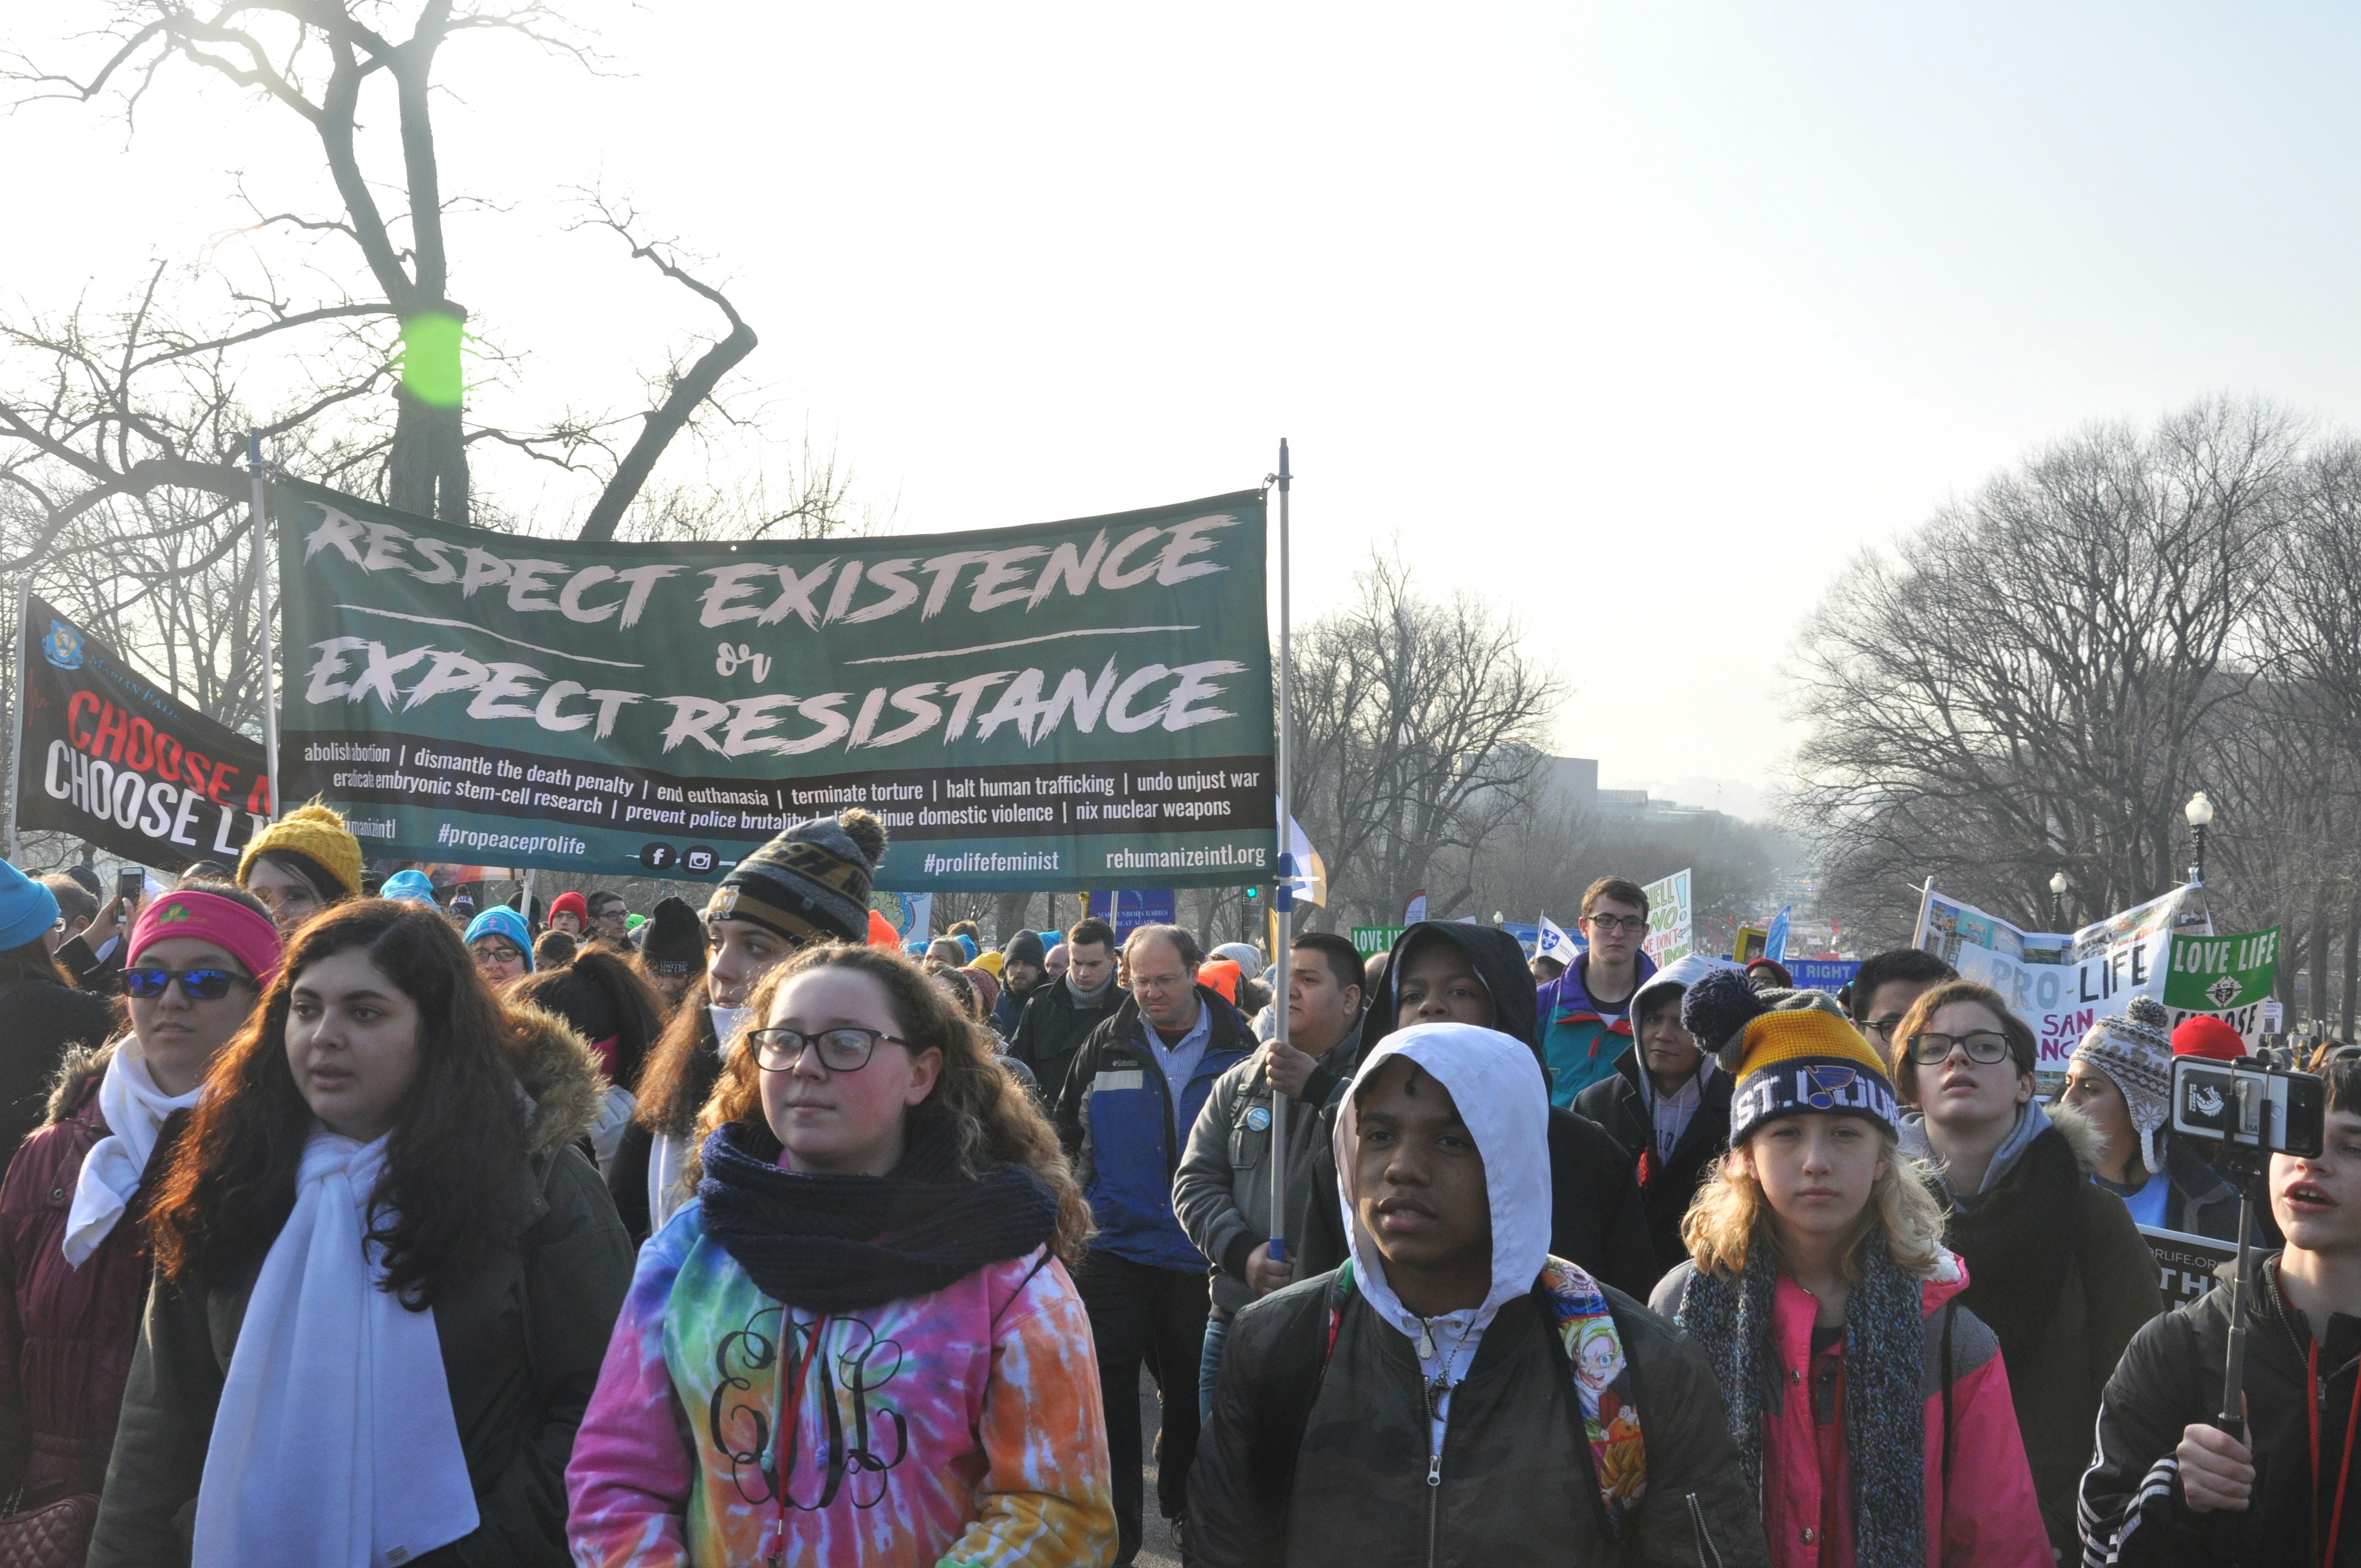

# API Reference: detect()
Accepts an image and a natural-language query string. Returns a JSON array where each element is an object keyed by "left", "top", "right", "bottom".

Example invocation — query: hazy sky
[{"left": 13, "top": 3, "right": 2361, "bottom": 819}]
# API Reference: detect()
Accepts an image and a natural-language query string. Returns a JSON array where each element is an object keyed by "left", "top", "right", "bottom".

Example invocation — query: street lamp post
[
  {"left": 2184, "top": 792, "right": 2215, "bottom": 885},
  {"left": 2049, "top": 870, "right": 2070, "bottom": 929}
]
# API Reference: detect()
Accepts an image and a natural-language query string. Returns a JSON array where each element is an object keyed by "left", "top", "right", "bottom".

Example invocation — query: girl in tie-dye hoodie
[{"left": 567, "top": 944, "right": 1116, "bottom": 1568}]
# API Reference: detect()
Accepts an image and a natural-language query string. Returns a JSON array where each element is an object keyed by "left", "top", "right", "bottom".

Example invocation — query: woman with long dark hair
[
  {"left": 87, "top": 901, "right": 632, "bottom": 1566},
  {"left": 567, "top": 944, "right": 1112, "bottom": 1566}
]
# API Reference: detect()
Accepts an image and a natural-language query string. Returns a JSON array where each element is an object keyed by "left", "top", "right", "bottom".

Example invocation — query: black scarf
[
  {"left": 697, "top": 1113, "right": 1060, "bottom": 1311},
  {"left": 1944, "top": 1125, "right": 2077, "bottom": 1374}
]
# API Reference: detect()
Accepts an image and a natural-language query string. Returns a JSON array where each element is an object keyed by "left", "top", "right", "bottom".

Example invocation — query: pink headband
[{"left": 129, "top": 890, "right": 285, "bottom": 990}]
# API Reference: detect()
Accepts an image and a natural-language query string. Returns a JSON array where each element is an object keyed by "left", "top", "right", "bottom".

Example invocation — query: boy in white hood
[{"left": 1186, "top": 1022, "right": 1766, "bottom": 1568}]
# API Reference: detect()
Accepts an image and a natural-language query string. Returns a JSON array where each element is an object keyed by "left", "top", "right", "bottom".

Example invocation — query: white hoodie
[{"left": 1334, "top": 1021, "right": 1552, "bottom": 1453}]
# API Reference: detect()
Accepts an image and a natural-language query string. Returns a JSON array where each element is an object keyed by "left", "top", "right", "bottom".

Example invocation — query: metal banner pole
[
  {"left": 1270, "top": 439, "right": 1294, "bottom": 1266},
  {"left": 7, "top": 578, "right": 30, "bottom": 861},
  {"left": 248, "top": 432, "right": 282, "bottom": 820}
]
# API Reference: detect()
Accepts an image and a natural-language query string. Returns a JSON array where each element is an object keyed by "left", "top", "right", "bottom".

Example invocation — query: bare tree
[
  {"left": 2, "top": 3, "right": 858, "bottom": 548},
  {"left": 1290, "top": 545, "right": 1566, "bottom": 926},
  {"left": 1786, "top": 396, "right": 2298, "bottom": 940}
]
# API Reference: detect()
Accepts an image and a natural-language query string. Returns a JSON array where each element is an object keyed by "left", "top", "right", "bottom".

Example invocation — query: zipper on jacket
[
  {"left": 1423, "top": 1379, "right": 1443, "bottom": 1568},
  {"left": 1684, "top": 1491, "right": 1724, "bottom": 1568}
]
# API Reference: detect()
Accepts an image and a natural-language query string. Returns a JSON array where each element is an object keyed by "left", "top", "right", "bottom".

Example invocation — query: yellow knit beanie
[{"left": 236, "top": 802, "right": 366, "bottom": 899}]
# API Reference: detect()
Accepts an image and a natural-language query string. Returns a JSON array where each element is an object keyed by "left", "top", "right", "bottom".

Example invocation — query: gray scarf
[
  {"left": 1674, "top": 1228, "right": 1928, "bottom": 1568},
  {"left": 1067, "top": 968, "right": 1116, "bottom": 1009}
]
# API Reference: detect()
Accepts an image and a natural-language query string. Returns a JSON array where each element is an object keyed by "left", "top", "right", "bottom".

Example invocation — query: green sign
[
  {"left": 274, "top": 478, "right": 1274, "bottom": 889},
  {"left": 1351, "top": 925, "right": 1405, "bottom": 956},
  {"left": 2164, "top": 926, "right": 2282, "bottom": 1012}
]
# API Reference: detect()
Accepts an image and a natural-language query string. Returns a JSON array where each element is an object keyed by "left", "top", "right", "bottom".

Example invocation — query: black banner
[{"left": 15, "top": 594, "right": 271, "bottom": 872}]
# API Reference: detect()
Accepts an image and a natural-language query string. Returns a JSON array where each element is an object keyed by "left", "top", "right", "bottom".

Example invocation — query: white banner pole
[
  {"left": 7, "top": 577, "right": 29, "bottom": 861},
  {"left": 1270, "top": 439, "right": 1294, "bottom": 1265},
  {"left": 248, "top": 432, "right": 281, "bottom": 821}
]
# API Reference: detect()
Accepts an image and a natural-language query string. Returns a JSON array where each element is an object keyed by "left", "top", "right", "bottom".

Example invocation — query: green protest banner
[
  {"left": 273, "top": 478, "right": 1274, "bottom": 889},
  {"left": 2164, "top": 925, "right": 2282, "bottom": 1043},
  {"left": 1351, "top": 925, "right": 1405, "bottom": 957}
]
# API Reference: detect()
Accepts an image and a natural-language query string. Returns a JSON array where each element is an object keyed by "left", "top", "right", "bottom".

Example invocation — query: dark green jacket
[{"left": 87, "top": 1008, "right": 633, "bottom": 1567}]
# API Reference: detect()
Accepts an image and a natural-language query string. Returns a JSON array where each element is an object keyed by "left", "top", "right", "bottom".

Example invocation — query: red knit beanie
[
  {"left": 2172, "top": 1014, "right": 2247, "bottom": 1061},
  {"left": 549, "top": 891, "right": 590, "bottom": 925}
]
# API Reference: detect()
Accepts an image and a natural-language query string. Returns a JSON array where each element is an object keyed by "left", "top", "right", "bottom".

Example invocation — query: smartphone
[
  {"left": 2172, "top": 1055, "right": 2326, "bottom": 1159},
  {"left": 116, "top": 867, "right": 145, "bottom": 902}
]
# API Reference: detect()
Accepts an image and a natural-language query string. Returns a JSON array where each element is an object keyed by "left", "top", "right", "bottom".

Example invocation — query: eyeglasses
[
  {"left": 1584, "top": 914, "right": 1647, "bottom": 935},
  {"left": 1905, "top": 1030, "right": 2014, "bottom": 1066},
  {"left": 1863, "top": 1015, "right": 1907, "bottom": 1041},
  {"left": 750, "top": 1026, "right": 907, "bottom": 1074},
  {"left": 471, "top": 943, "right": 524, "bottom": 971},
  {"left": 123, "top": 966, "right": 251, "bottom": 1001}
]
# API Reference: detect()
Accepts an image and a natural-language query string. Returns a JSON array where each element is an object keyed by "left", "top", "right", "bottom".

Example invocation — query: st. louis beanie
[
  {"left": 236, "top": 802, "right": 365, "bottom": 900},
  {"left": 706, "top": 809, "right": 887, "bottom": 946},
  {"left": 0, "top": 860, "right": 62, "bottom": 952},
  {"left": 641, "top": 896, "right": 705, "bottom": 977},
  {"left": 2073, "top": 995, "right": 2175, "bottom": 1174},
  {"left": 1683, "top": 967, "right": 1898, "bottom": 1145}
]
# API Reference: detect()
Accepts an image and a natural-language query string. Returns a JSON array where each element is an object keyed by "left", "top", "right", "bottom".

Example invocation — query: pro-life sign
[{"left": 14, "top": 594, "right": 271, "bottom": 870}]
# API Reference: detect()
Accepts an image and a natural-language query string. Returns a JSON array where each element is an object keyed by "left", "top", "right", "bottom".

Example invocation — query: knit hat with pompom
[
  {"left": 706, "top": 809, "right": 888, "bottom": 947},
  {"left": 1683, "top": 966, "right": 1898, "bottom": 1145}
]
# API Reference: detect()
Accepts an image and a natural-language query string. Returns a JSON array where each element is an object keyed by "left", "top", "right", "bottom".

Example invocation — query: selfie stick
[
  {"left": 1269, "top": 439, "right": 1293, "bottom": 1268},
  {"left": 2212, "top": 1075, "right": 2267, "bottom": 1440}
]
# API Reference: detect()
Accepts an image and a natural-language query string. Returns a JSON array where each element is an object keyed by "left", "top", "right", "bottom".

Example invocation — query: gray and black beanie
[{"left": 705, "top": 808, "right": 888, "bottom": 947}]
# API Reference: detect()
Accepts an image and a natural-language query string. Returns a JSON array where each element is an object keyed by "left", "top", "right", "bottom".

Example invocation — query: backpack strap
[{"left": 1536, "top": 1257, "right": 1649, "bottom": 1535}]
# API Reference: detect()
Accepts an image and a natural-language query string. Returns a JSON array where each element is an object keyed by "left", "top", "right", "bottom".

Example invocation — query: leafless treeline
[{"left": 1787, "top": 395, "right": 2361, "bottom": 1029}]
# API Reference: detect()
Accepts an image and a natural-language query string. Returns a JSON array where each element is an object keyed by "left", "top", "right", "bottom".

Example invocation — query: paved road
[{"left": 1133, "top": 1366, "right": 1182, "bottom": 1567}]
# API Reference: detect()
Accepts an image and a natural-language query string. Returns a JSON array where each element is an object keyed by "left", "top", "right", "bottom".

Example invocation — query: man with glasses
[
  {"left": 1054, "top": 924, "right": 1254, "bottom": 1565},
  {"left": 586, "top": 890, "right": 630, "bottom": 949},
  {"left": 1845, "top": 946, "right": 1955, "bottom": 1059},
  {"left": 1536, "top": 876, "right": 1655, "bottom": 1106}
]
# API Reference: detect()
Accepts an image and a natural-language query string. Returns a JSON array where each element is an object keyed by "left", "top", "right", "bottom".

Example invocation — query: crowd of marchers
[{"left": 0, "top": 812, "right": 2350, "bottom": 1567}]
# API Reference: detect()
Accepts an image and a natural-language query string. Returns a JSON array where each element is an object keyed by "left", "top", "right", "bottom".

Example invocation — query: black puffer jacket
[
  {"left": 1188, "top": 1267, "right": 1768, "bottom": 1567},
  {"left": 2080, "top": 1250, "right": 2361, "bottom": 1566},
  {"left": 1008, "top": 976, "right": 1120, "bottom": 1113},
  {"left": 1572, "top": 1049, "right": 1733, "bottom": 1278}
]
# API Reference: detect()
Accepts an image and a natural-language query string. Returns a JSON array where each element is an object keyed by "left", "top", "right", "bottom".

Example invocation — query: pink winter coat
[{"left": 1753, "top": 1260, "right": 2048, "bottom": 1568}]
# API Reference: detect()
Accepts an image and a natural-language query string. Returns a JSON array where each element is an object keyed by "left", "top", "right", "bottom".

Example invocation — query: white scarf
[
  {"left": 648, "top": 1130, "right": 691, "bottom": 1233},
  {"left": 62, "top": 1040, "right": 201, "bottom": 1267},
  {"left": 648, "top": 1005, "right": 748, "bottom": 1233},
  {"left": 193, "top": 1131, "right": 479, "bottom": 1568}
]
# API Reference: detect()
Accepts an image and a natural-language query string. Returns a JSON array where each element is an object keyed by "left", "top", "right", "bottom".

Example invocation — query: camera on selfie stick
[{"left": 2170, "top": 1049, "right": 2325, "bottom": 1439}]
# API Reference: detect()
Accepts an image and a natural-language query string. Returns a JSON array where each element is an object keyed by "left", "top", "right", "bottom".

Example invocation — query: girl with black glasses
[
  {"left": 1890, "top": 978, "right": 2162, "bottom": 1556},
  {"left": 568, "top": 944, "right": 1116, "bottom": 1567}
]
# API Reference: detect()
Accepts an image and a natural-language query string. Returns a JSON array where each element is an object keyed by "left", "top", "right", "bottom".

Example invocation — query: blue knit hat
[
  {"left": 463, "top": 905, "right": 535, "bottom": 971},
  {"left": 0, "top": 861, "right": 59, "bottom": 952},
  {"left": 380, "top": 869, "right": 438, "bottom": 906}
]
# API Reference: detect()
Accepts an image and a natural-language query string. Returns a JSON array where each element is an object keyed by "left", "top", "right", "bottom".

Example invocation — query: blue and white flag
[
  {"left": 1765, "top": 904, "right": 1793, "bottom": 964},
  {"left": 1536, "top": 914, "right": 1582, "bottom": 965},
  {"left": 1280, "top": 816, "right": 1328, "bottom": 908}
]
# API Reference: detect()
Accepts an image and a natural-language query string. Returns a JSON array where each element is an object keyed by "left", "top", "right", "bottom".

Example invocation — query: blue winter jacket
[{"left": 1053, "top": 985, "right": 1255, "bottom": 1273}]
